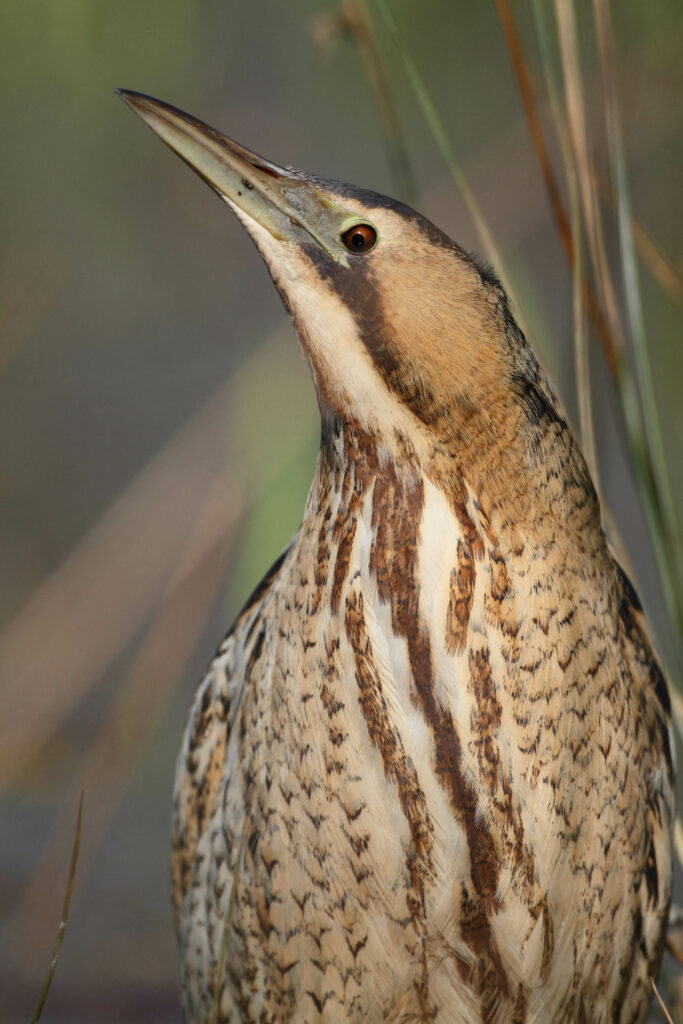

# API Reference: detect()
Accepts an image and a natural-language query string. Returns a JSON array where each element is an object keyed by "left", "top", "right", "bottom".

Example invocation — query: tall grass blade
[
  {"left": 554, "top": 0, "right": 625, "bottom": 361},
  {"left": 494, "top": 0, "right": 572, "bottom": 260},
  {"left": 525, "top": 0, "right": 601, "bottom": 485},
  {"left": 536, "top": 0, "right": 682, "bottom": 668},
  {"left": 649, "top": 977, "right": 675, "bottom": 1024},
  {"left": 31, "top": 792, "right": 84, "bottom": 1024},
  {"left": 371, "top": 0, "right": 528, "bottom": 334},
  {"left": 497, "top": 0, "right": 619, "bottom": 376},
  {"left": 15, "top": 473, "right": 242, "bottom": 956},
  {"left": 0, "top": 379, "right": 239, "bottom": 795},
  {"left": 593, "top": 0, "right": 682, "bottom": 614},
  {"left": 316, "top": 0, "right": 417, "bottom": 202},
  {"left": 566, "top": 130, "right": 599, "bottom": 487},
  {"left": 628, "top": 213, "right": 683, "bottom": 306}
]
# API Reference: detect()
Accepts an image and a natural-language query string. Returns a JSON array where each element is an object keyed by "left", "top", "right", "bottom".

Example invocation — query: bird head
[{"left": 118, "top": 91, "right": 569, "bottom": 492}]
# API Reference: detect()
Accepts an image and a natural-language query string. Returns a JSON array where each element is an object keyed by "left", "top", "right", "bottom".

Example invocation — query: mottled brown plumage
[{"left": 120, "top": 92, "right": 674, "bottom": 1023}]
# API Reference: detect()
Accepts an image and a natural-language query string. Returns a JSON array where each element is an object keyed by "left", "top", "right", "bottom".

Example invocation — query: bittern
[{"left": 118, "top": 91, "right": 673, "bottom": 1023}]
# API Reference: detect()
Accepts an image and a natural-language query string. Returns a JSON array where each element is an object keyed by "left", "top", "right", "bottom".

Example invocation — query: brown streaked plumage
[{"left": 119, "top": 90, "right": 674, "bottom": 1023}]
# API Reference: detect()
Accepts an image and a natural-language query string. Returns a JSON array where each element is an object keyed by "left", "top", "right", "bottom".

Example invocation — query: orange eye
[{"left": 341, "top": 223, "right": 377, "bottom": 254}]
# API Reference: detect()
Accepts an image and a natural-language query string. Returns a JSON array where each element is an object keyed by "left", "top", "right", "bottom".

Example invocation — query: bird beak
[{"left": 116, "top": 90, "right": 354, "bottom": 264}]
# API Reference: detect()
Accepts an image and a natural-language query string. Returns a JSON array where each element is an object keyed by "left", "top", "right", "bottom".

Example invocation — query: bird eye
[{"left": 341, "top": 223, "right": 377, "bottom": 254}]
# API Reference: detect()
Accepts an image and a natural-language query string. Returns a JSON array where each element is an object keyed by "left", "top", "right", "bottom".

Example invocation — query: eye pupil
[{"left": 342, "top": 223, "right": 377, "bottom": 254}]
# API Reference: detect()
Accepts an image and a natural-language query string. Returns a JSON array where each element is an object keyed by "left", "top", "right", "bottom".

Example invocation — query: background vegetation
[{"left": 0, "top": 1, "right": 680, "bottom": 1020}]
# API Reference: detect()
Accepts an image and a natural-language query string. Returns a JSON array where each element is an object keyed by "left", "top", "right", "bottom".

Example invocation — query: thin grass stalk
[
  {"left": 371, "top": 0, "right": 529, "bottom": 337},
  {"left": 566, "top": 128, "right": 599, "bottom": 488},
  {"left": 494, "top": 0, "right": 683, "bottom": 315},
  {"left": 500, "top": 0, "right": 639, "bottom": 570},
  {"left": 31, "top": 792, "right": 84, "bottom": 1024},
  {"left": 627, "top": 214, "right": 683, "bottom": 306},
  {"left": 594, "top": 173, "right": 683, "bottom": 307},
  {"left": 534, "top": 2, "right": 637, "bottom": 569},
  {"left": 494, "top": 0, "right": 573, "bottom": 260},
  {"left": 495, "top": 0, "right": 619, "bottom": 376},
  {"left": 593, "top": 0, "right": 682, "bottom": 606},
  {"left": 543, "top": 0, "right": 644, "bottom": 461},
  {"left": 341, "top": 0, "right": 417, "bottom": 202},
  {"left": 667, "top": 943, "right": 683, "bottom": 971},
  {"left": 649, "top": 977, "right": 675, "bottom": 1024},
  {"left": 525, "top": 0, "right": 598, "bottom": 489},
  {"left": 535, "top": 0, "right": 682, "bottom": 666},
  {"left": 554, "top": 0, "right": 625, "bottom": 360},
  {"left": 0, "top": 376, "right": 238, "bottom": 796},
  {"left": 15, "top": 474, "right": 240, "bottom": 956}
]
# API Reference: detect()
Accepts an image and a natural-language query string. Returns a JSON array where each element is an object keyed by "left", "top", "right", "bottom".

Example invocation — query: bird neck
[
  {"left": 314, "top": 405, "right": 602, "bottom": 557},
  {"left": 304, "top": 412, "right": 610, "bottom": 704}
]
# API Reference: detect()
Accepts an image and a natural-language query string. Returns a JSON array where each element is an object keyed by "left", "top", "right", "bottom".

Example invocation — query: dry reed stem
[
  {"left": 14, "top": 473, "right": 243, "bottom": 957},
  {"left": 494, "top": 0, "right": 618, "bottom": 375},
  {"left": 566, "top": 121, "right": 599, "bottom": 489},
  {"left": 554, "top": 0, "right": 625, "bottom": 361},
  {"left": 0, "top": 379, "right": 236, "bottom": 793},
  {"left": 344, "top": 0, "right": 416, "bottom": 200},
  {"left": 593, "top": 0, "right": 682, "bottom": 602},
  {"left": 494, "top": 0, "right": 572, "bottom": 258},
  {"left": 628, "top": 215, "right": 683, "bottom": 306},
  {"left": 544, "top": 1, "right": 682, "bottom": 662},
  {"left": 31, "top": 792, "right": 83, "bottom": 1023},
  {"left": 371, "top": 0, "right": 532, "bottom": 342},
  {"left": 8, "top": 323, "right": 313, "bottom": 956},
  {"left": 314, "top": 0, "right": 416, "bottom": 201},
  {"left": 0, "top": 330, "right": 296, "bottom": 796},
  {"left": 667, "top": 936, "right": 683, "bottom": 971},
  {"left": 650, "top": 977, "right": 675, "bottom": 1024}
]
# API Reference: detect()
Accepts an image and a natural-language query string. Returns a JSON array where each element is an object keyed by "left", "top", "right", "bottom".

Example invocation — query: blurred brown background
[{"left": 1, "top": 2, "right": 681, "bottom": 1021}]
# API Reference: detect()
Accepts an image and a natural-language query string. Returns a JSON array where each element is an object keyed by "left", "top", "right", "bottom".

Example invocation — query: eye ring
[{"left": 341, "top": 223, "right": 377, "bottom": 254}]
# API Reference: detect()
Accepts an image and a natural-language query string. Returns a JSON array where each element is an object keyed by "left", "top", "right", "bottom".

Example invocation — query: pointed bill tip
[
  {"left": 115, "top": 89, "right": 170, "bottom": 117},
  {"left": 116, "top": 90, "right": 351, "bottom": 262},
  {"left": 114, "top": 88, "right": 139, "bottom": 103},
  {"left": 114, "top": 88, "right": 150, "bottom": 100}
]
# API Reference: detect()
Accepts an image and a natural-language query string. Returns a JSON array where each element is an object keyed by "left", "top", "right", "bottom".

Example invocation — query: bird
[{"left": 118, "top": 90, "right": 673, "bottom": 1024}]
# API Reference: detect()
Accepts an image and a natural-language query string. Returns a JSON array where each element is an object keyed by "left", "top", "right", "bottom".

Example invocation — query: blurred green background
[{"left": 0, "top": 2, "right": 680, "bottom": 1021}]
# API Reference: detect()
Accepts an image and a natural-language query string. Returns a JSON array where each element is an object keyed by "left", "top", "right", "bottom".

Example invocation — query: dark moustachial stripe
[
  {"left": 304, "top": 195, "right": 566, "bottom": 462},
  {"left": 302, "top": 243, "right": 448, "bottom": 432}
]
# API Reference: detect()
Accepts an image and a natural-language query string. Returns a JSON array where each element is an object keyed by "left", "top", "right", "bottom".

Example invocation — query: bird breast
[{"left": 174, "top": 425, "right": 671, "bottom": 1022}]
